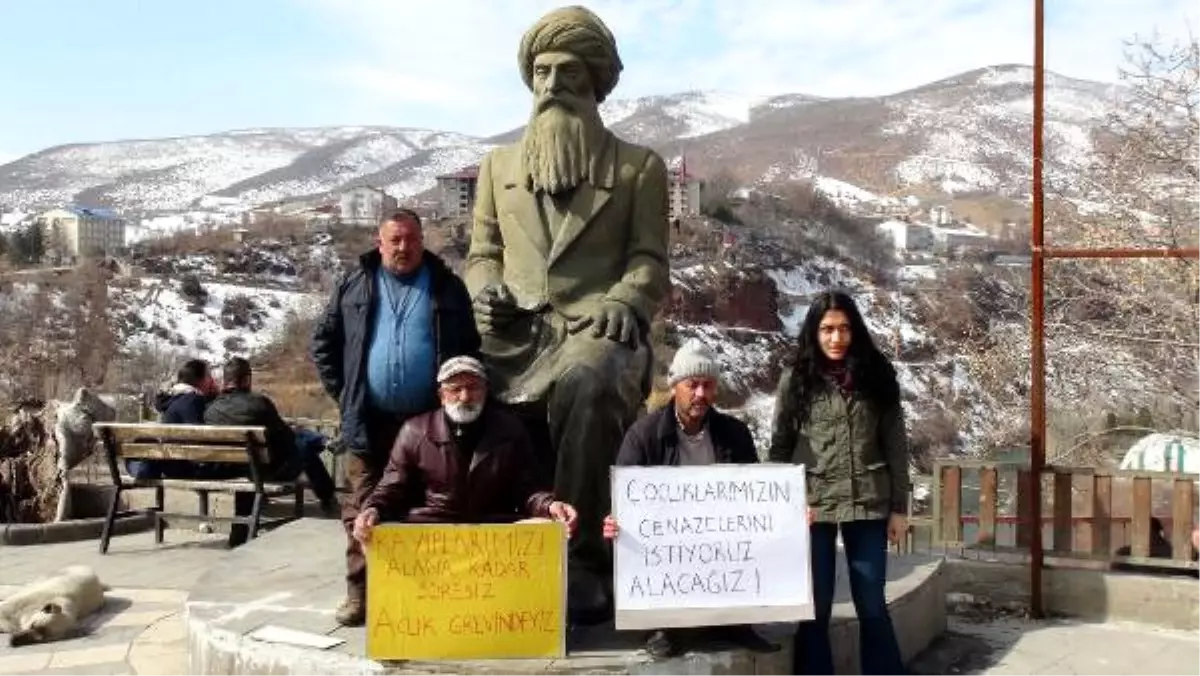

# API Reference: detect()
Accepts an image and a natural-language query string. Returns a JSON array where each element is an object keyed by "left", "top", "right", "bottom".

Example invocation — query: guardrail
[{"left": 928, "top": 459, "right": 1198, "bottom": 571}]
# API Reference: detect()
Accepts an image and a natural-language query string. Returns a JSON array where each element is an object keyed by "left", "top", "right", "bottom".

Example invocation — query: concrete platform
[{"left": 185, "top": 519, "right": 946, "bottom": 675}]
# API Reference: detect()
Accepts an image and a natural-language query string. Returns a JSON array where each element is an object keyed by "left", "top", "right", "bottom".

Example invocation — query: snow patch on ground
[{"left": 114, "top": 278, "right": 324, "bottom": 363}]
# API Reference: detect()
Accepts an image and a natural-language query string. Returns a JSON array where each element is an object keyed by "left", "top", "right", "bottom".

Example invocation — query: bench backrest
[{"left": 92, "top": 422, "right": 269, "bottom": 465}]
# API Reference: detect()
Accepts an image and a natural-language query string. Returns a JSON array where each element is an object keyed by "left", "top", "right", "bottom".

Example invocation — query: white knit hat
[{"left": 668, "top": 339, "right": 721, "bottom": 386}]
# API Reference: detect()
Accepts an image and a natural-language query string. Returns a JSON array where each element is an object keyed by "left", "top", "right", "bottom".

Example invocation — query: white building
[
  {"left": 338, "top": 186, "right": 398, "bottom": 227},
  {"left": 36, "top": 206, "right": 126, "bottom": 260},
  {"left": 932, "top": 224, "right": 991, "bottom": 253},
  {"left": 877, "top": 219, "right": 936, "bottom": 253}
]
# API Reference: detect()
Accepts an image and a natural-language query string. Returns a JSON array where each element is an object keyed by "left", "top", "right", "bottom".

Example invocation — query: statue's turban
[{"left": 518, "top": 6, "right": 624, "bottom": 103}]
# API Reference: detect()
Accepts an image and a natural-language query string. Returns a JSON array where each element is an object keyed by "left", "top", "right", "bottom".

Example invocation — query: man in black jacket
[
  {"left": 603, "top": 340, "right": 778, "bottom": 659},
  {"left": 309, "top": 209, "right": 481, "bottom": 626},
  {"left": 205, "top": 358, "right": 338, "bottom": 546}
]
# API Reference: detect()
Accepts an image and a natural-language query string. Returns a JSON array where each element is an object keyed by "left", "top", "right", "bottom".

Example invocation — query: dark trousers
[
  {"left": 795, "top": 519, "right": 905, "bottom": 675},
  {"left": 224, "top": 434, "right": 339, "bottom": 548},
  {"left": 340, "top": 412, "right": 406, "bottom": 598}
]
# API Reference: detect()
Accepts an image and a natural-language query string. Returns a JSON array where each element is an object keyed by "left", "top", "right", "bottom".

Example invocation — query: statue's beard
[{"left": 522, "top": 100, "right": 602, "bottom": 196}]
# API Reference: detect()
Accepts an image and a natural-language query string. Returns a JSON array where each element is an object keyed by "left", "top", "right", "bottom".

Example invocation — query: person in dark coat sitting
[
  {"left": 351, "top": 356, "right": 578, "bottom": 540},
  {"left": 126, "top": 359, "right": 218, "bottom": 479},
  {"left": 205, "top": 357, "right": 338, "bottom": 545}
]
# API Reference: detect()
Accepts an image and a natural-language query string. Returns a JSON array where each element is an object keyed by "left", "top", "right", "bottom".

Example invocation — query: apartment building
[{"left": 36, "top": 206, "right": 126, "bottom": 260}]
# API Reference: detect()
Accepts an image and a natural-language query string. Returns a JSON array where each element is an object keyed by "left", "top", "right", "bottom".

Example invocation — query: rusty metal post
[
  {"left": 1029, "top": 0, "right": 1047, "bottom": 619},
  {"left": 1045, "top": 247, "right": 1200, "bottom": 259}
]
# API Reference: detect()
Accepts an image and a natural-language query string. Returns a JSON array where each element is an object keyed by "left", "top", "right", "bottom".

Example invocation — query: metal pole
[
  {"left": 1044, "top": 247, "right": 1200, "bottom": 259},
  {"left": 1029, "top": 0, "right": 1047, "bottom": 620}
]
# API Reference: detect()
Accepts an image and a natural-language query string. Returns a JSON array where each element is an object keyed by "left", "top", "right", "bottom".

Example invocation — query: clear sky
[{"left": 0, "top": 0, "right": 1194, "bottom": 162}]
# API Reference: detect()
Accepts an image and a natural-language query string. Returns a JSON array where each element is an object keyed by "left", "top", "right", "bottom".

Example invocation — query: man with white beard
[
  {"left": 351, "top": 356, "right": 578, "bottom": 543},
  {"left": 467, "top": 5, "right": 670, "bottom": 622}
]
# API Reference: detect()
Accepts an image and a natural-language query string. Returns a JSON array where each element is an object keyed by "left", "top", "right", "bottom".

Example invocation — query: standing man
[
  {"left": 311, "top": 209, "right": 480, "bottom": 627},
  {"left": 466, "top": 5, "right": 670, "bottom": 621}
]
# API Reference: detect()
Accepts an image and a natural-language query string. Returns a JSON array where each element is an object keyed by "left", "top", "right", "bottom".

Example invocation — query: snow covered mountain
[
  {"left": 670, "top": 64, "right": 1119, "bottom": 198},
  {"left": 0, "top": 65, "right": 1119, "bottom": 215}
]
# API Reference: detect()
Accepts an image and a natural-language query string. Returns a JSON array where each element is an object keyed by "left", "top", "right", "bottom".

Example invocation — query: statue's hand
[
  {"left": 566, "top": 301, "right": 637, "bottom": 345},
  {"left": 473, "top": 284, "right": 519, "bottom": 334}
]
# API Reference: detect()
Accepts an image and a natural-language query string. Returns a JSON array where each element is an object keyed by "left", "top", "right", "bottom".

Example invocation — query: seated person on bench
[
  {"left": 351, "top": 356, "right": 578, "bottom": 545},
  {"left": 205, "top": 357, "right": 338, "bottom": 545},
  {"left": 126, "top": 359, "right": 218, "bottom": 480}
]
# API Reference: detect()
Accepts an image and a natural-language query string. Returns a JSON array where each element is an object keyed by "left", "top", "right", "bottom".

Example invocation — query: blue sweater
[{"left": 365, "top": 265, "right": 437, "bottom": 415}]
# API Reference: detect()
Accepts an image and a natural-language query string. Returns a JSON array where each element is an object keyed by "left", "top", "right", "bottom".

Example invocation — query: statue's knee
[{"left": 556, "top": 366, "right": 614, "bottom": 404}]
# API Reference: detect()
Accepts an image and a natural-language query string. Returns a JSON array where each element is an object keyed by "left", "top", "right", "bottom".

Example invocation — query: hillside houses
[
  {"left": 338, "top": 186, "right": 398, "bottom": 227},
  {"left": 876, "top": 218, "right": 996, "bottom": 258},
  {"left": 435, "top": 156, "right": 704, "bottom": 221},
  {"left": 436, "top": 166, "right": 479, "bottom": 219}
]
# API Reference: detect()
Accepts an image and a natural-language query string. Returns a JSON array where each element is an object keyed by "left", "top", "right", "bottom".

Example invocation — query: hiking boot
[
  {"left": 335, "top": 594, "right": 365, "bottom": 627},
  {"left": 644, "top": 629, "right": 682, "bottom": 659}
]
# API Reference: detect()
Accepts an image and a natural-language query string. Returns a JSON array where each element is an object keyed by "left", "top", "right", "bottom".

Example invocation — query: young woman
[{"left": 769, "top": 290, "right": 910, "bottom": 675}]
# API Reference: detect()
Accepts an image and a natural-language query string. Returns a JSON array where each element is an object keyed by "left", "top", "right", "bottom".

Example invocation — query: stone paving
[
  {"left": 910, "top": 613, "right": 1200, "bottom": 675},
  {"left": 0, "top": 529, "right": 228, "bottom": 675},
  {"left": 2, "top": 523, "right": 1198, "bottom": 675}
]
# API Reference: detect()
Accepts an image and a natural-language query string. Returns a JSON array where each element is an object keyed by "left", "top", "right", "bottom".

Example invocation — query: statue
[
  {"left": 466, "top": 5, "right": 670, "bottom": 620},
  {"left": 52, "top": 387, "right": 116, "bottom": 522}
]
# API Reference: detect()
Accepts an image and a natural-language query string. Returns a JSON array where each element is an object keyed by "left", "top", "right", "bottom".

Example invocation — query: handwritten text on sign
[
  {"left": 612, "top": 464, "right": 811, "bottom": 628},
  {"left": 365, "top": 522, "right": 565, "bottom": 660}
]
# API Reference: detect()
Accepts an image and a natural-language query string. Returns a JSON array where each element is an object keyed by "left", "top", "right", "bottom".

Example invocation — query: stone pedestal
[{"left": 185, "top": 519, "right": 946, "bottom": 675}]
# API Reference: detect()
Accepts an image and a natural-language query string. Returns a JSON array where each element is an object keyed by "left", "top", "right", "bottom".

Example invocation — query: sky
[{"left": 0, "top": 0, "right": 1195, "bottom": 163}]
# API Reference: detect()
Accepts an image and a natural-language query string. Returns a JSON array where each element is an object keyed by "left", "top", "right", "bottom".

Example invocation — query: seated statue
[
  {"left": 351, "top": 356, "right": 578, "bottom": 540},
  {"left": 465, "top": 5, "right": 670, "bottom": 620}
]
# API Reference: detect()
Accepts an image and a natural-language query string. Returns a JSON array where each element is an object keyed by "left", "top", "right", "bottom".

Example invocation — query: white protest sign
[{"left": 611, "top": 463, "right": 812, "bottom": 630}]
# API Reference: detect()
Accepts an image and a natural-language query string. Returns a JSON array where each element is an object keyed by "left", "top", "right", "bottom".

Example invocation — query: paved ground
[
  {"left": 0, "top": 529, "right": 228, "bottom": 675},
  {"left": 911, "top": 614, "right": 1200, "bottom": 675},
  {"left": 2, "top": 523, "right": 1197, "bottom": 675}
]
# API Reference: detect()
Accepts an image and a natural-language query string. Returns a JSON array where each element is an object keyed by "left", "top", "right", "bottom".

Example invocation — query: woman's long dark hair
[{"left": 785, "top": 290, "right": 900, "bottom": 425}]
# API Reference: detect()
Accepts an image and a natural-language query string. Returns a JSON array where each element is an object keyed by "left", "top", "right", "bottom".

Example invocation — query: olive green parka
[{"left": 768, "top": 366, "right": 911, "bottom": 522}]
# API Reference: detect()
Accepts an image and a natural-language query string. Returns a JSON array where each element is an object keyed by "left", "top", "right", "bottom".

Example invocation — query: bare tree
[{"left": 952, "top": 33, "right": 1200, "bottom": 456}]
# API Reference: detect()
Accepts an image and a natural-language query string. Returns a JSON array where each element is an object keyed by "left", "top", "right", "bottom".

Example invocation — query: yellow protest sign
[{"left": 365, "top": 521, "right": 566, "bottom": 661}]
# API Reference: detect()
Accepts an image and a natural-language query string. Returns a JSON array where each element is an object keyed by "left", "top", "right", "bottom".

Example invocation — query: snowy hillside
[
  {"left": 112, "top": 278, "right": 324, "bottom": 364},
  {"left": 602, "top": 90, "right": 771, "bottom": 142},
  {"left": 0, "top": 127, "right": 493, "bottom": 215},
  {"left": 884, "top": 65, "right": 1117, "bottom": 194},
  {"left": 0, "top": 64, "right": 1125, "bottom": 217}
]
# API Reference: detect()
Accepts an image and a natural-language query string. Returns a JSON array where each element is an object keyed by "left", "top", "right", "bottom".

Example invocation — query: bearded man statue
[{"left": 466, "top": 5, "right": 670, "bottom": 622}]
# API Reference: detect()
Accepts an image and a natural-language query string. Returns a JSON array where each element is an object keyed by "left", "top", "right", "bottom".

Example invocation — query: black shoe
[
  {"left": 722, "top": 624, "right": 781, "bottom": 653},
  {"left": 319, "top": 496, "right": 338, "bottom": 516},
  {"left": 645, "top": 629, "right": 682, "bottom": 660}
]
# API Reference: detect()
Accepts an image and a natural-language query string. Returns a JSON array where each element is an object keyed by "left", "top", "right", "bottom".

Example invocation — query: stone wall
[{"left": 944, "top": 559, "right": 1199, "bottom": 631}]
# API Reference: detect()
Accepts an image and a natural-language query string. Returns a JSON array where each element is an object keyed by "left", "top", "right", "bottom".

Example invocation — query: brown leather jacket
[{"left": 362, "top": 405, "right": 555, "bottom": 523}]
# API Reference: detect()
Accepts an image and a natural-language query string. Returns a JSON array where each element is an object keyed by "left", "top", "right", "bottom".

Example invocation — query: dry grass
[{"left": 252, "top": 311, "right": 338, "bottom": 419}]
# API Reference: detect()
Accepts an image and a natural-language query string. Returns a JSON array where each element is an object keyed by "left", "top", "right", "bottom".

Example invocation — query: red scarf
[{"left": 823, "top": 362, "right": 854, "bottom": 398}]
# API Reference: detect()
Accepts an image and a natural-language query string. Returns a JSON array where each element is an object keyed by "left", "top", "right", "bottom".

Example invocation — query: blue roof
[{"left": 67, "top": 205, "right": 121, "bottom": 220}]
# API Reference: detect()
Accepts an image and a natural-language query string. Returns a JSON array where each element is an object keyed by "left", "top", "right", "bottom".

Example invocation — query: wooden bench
[{"left": 93, "top": 422, "right": 306, "bottom": 554}]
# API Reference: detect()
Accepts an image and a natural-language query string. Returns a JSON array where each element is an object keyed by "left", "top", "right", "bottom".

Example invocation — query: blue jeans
[
  {"left": 795, "top": 519, "right": 905, "bottom": 675},
  {"left": 273, "top": 428, "right": 336, "bottom": 502}
]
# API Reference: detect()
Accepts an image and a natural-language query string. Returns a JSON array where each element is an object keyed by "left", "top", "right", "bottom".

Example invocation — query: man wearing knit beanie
[{"left": 600, "top": 337, "right": 779, "bottom": 659}]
